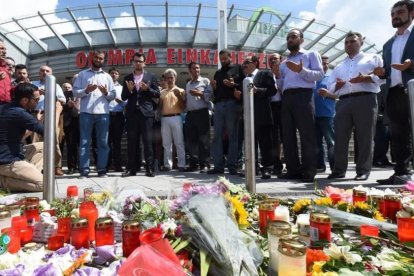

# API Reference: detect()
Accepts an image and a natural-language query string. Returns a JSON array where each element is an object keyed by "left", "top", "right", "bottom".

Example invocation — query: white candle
[{"left": 274, "top": 206, "right": 290, "bottom": 222}]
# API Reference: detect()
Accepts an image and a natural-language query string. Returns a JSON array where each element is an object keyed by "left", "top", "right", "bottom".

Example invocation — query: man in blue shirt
[
  {"left": 0, "top": 83, "right": 44, "bottom": 192},
  {"left": 313, "top": 56, "right": 336, "bottom": 173},
  {"left": 73, "top": 50, "right": 116, "bottom": 178}
]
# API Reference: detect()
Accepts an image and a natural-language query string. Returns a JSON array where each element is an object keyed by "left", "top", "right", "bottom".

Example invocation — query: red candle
[
  {"left": 24, "top": 197, "right": 39, "bottom": 206},
  {"left": 353, "top": 190, "right": 367, "bottom": 204},
  {"left": 79, "top": 201, "right": 98, "bottom": 242},
  {"left": 360, "top": 224, "right": 379, "bottom": 242},
  {"left": 20, "top": 227, "right": 33, "bottom": 245},
  {"left": 310, "top": 213, "right": 331, "bottom": 247},
  {"left": 384, "top": 195, "right": 401, "bottom": 223},
  {"left": 57, "top": 217, "right": 71, "bottom": 243},
  {"left": 1, "top": 227, "right": 20, "bottom": 253},
  {"left": 329, "top": 194, "right": 341, "bottom": 205},
  {"left": 24, "top": 204, "right": 40, "bottom": 227},
  {"left": 67, "top": 186, "right": 78, "bottom": 199},
  {"left": 259, "top": 202, "right": 276, "bottom": 234},
  {"left": 11, "top": 216, "right": 27, "bottom": 230},
  {"left": 139, "top": 227, "right": 164, "bottom": 245},
  {"left": 48, "top": 235, "right": 64, "bottom": 251},
  {"left": 95, "top": 217, "right": 114, "bottom": 246},
  {"left": 122, "top": 220, "right": 141, "bottom": 257},
  {"left": 70, "top": 218, "right": 89, "bottom": 249},
  {"left": 397, "top": 217, "right": 414, "bottom": 243}
]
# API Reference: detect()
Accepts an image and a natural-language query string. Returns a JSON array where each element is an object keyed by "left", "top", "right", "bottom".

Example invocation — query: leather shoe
[
  {"left": 207, "top": 168, "right": 224, "bottom": 174},
  {"left": 122, "top": 171, "right": 136, "bottom": 177},
  {"left": 354, "top": 173, "right": 369, "bottom": 181},
  {"left": 145, "top": 170, "right": 155, "bottom": 177},
  {"left": 55, "top": 167, "right": 64, "bottom": 176},
  {"left": 327, "top": 172, "right": 345, "bottom": 179},
  {"left": 377, "top": 174, "right": 411, "bottom": 185},
  {"left": 261, "top": 171, "right": 271, "bottom": 179}
]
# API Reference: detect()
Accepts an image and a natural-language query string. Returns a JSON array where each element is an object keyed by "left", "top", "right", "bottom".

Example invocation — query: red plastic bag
[{"left": 117, "top": 239, "right": 186, "bottom": 276}]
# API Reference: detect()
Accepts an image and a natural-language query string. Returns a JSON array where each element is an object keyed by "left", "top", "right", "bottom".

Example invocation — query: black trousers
[
  {"left": 107, "top": 112, "right": 125, "bottom": 169},
  {"left": 185, "top": 108, "right": 210, "bottom": 168},
  {"left": 271, "top": 101, "right": 283, "bottom": 171},
  {"left": 60, "top": 117, "right": 80, "bottom": 170},
  {"left": 386, "top": 86, "right": 411, "bottom": 175},
  {"left": 281, "top": 89, "right": 317, "bottom": 177},
  {"left": 126, "top": 108, "right": 154, "bottom": 173},
  {"left": 255, "top": 124, "right": 274, "bottom": 169}
]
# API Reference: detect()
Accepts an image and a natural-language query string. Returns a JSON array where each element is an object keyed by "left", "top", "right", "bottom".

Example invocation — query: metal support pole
[
  {"left": 408, "top": 80, "right": 414, "bottom": 165},
  {"left": 243, "top": 77, "right": 256, "bottom": 193},
  {"left": 43, "top": 75, "right": 56, "bottom": 202},
  {"left": 217, "top": 0, "right": 227, "bottom": 69}
]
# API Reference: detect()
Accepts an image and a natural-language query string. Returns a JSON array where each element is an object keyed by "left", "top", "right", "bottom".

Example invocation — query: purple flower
[
  {"left": 73, "top": 267, "right": 101, "bottom": 276},
  {"left": 32, "top": 263, "right": 60, "bottom": 276},
  {"left": 0, "top": 264, "right": 25, "bottom": 276}
]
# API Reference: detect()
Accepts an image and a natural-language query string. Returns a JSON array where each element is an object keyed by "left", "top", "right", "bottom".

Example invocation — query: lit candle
[
  {"left": 274, "top": 205, "right": 290, "bottom": 223},
  {"left": 397, "top": 217, "right": 414, "bottom": 243},
  {"left": 267, "top": 220, "right": 291, "bottom": 274},
  {"left": 384, "top": 195, "right": 401, "bottom": 223},
  {"left": 79, "top": 201, "right": 98, "bottom": 242},
  {"left": 95, "top": 217, "right": 114, "bottom": 246},
  {"left": 259, "top": 202, "right": 276, "bottom": 234},
  {"left": 278, "top": 239, "right": 307, "bottom": 276},
  {"left": 122, "top": 220, "right": 141, "bottom": 257},
  {"left": 139, "top": 227, "right": 163, "bottom": 245},
  {"left": 353, "top": 190, "right": 367, "bottom": 204},
  {"left": 48, "top": 235, "right": 64, "bottom": 251},
  {"left": 310, "top": 213, "right": 331, "bottom": 248},
  {"left": 67, "top": 185, "right": 79, "bottom": 201},
  {"left": 70, "top": 218, "right": 89, "bottom": 249}
]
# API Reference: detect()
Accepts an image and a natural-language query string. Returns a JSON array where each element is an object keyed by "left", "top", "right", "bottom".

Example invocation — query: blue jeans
[
  {"left": 315, "top": 117, "right": 335, "bottom": 170},
  {"left": 212, "top": 100, "right": 240, "bottom": 170},
  {"left": 79, "top": 113, "right": 110, "bottom": 174}
]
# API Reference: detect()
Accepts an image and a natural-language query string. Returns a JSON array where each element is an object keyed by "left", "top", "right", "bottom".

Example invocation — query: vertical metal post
[
  {"left": 243, "top": 77, "right": 256, "bottom": 193},
  {"left": 408, "top": 80, "right": 414, "bottom": 164},
  {"left": 43, "top": 75, "right": 56, "bottom": 202},
  {"left": 217, "top": 0, "right": 227, "bottom": 69}
]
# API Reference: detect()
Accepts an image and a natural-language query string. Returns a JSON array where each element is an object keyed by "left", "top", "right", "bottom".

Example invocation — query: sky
[{"left": 0, "top": 0, "right": 397, "bottom": 49}]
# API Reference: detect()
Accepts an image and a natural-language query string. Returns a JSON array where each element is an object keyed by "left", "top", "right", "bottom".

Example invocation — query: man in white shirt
[
  {"left": 324, "top": 32, "right": 384, "bottom": 181},
  {"left": 375, "top": 0, "right": 414, "bottom": 185}
]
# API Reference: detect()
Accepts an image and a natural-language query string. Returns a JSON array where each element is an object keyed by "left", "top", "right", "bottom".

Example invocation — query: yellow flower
[
  {"left": 312, "top": 261, "right": 326, "bottom": 273},
  {"left": 373, "top": 210, "right": 386, "bottom": 222},
  {"left": 314, "top": 197, "right": 333, "bottom": 207},
  {"left": 230, "top": 196, "right": 250, "bottom": 228},
  {"left": 292, "top": 198, "right": 311, "bottom": 213},
  {"left": 353, "top": 201, "right": 370, "bottom": 210}
]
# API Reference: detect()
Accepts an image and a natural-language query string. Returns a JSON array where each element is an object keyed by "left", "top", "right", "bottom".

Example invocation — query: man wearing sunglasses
[{"left": 0, "top": 83, "right": 44, "bottom": 192}]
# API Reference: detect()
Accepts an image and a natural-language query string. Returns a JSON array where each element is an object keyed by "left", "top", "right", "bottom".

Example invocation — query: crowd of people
[{"left": 0, "top": 0, "right": 413, "bottom": 192}]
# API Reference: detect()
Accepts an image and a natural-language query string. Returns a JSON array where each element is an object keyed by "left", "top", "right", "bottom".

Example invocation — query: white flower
[
  {"left": 70, "top": 208, "right": 79, "bottom": 218},
  {"left": 161, "top": 218, "right": 177, "bottom": 234},
  {"left": 324, "top": 244, "right": 362, "bottom": 265},
  {"left": 370, "top": 247, "right": 403, "bottom": 271},
  {"left": 39, "top": 200, "right": 51, "bottom": 211}
]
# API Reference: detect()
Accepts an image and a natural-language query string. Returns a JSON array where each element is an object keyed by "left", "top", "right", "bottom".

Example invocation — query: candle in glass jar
[
  {"left": 353, "top": 190, "right": 367, "bottom": 204},
  {"left": 267, "top": 220, "right": 291, "bottom": 274},
  {"left": 384, "top": 195, "right": 401, "bottom": 223},
  {"left": 79, "top": 201, "right": 98, "bottom": 242},
  {"left": 368, "top": 195, "right": 383, "bottom": 209},
  {"left": 122, "top": 220, "right": 141, "bottom": 257},
  {"left": 24, "top": 204, "right": 40, "bottom": 228},
  {"left": 24, "top": 197, "right": 39, "bottom": 206},
  {"left": 274, "top": 205, "right": 290, "bottom": 222},
  {"left": 397, "top": 217, "right": 414, "bottom": 243},
  {"left": 57, "top": 217, "right": 71, "bottom": 243},
  {"left": 83, "top": 188, "right": 94, "bottom": 201},
  {"left": 70, "top": 218, "right": 89, "bottom": 249},
  {"left": 278, "top": 239, "right": 307, "bottom": 276},
  {"left": 310, "top": 213, "right": 331, "bottom": 247},
  {"left": 67, "top": 186, "right": 79, "bottom": 201},
  {"left": 1, "top": 227, "right": 20, "bottom": 253},
  {"left": 259, "top": 202, "right": 276, "bottom": 234},
  {"left": 48, "top": 235, "right": 64, "bottom": 251},
  {"left": 95, "top": 217, "right": 114, "bottom": 246}
]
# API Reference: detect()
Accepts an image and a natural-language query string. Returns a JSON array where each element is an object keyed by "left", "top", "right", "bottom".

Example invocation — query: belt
[
  {"left": 339, "top": 92, "right": 374, "bottom": 100},
  {"left": 187, "top": 108, "right": 208, "bottom": 113},
  {"left": 162, "top": 113, "right": 181, "bottom": 117},
  {"left": 283, "top": 88, "right": 312, "bottom": 93}
]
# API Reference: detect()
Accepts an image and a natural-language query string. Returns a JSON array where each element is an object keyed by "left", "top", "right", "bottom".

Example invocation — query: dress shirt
[
  {"left": 108, "top": 81, "right": 126, "bottom": 112},
  {"left": 0, "top": 61, "right": 11, "bottom": 103},
  {"left": 271, "top": 75, "right": 282, "bottom": 102},
  {"left": 31, "top": 80, "right": 66, "bottom": 111},
  {"left": 73, "top": 68, "right": 116, "bottom": 114},
  {"left": 185, "top": 76, "right": 212, "bottom": 111},
  {"left": 159, "top": 86, "right": 185, "bottom": 115},
  {"left": 390, "top": 22, "right": 414, "bottom": 87},
  {"left": 0, "top": 103, "right": 44, "bottom": 164},
  {"left": 327, "top": 52, "right": 384, "bottom": 96},
  {"left": 280, "top": 49, "right": 324, "bottom": 92}
]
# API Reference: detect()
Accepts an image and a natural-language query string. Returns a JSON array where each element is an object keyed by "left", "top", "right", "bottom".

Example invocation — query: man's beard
[
  {"left": 392, "top": 17, "right": 410, "bottom": 28},
  {"left": 92, "top": 61, "right": 103, "bottom": 69},
  {"left": 287, "top": 43, "right": 300, "bottom": 52}
]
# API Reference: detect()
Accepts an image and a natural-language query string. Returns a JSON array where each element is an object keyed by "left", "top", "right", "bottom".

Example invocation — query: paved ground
[{"left": 20, "top": 163, "right": 410, "bottom": 200}]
